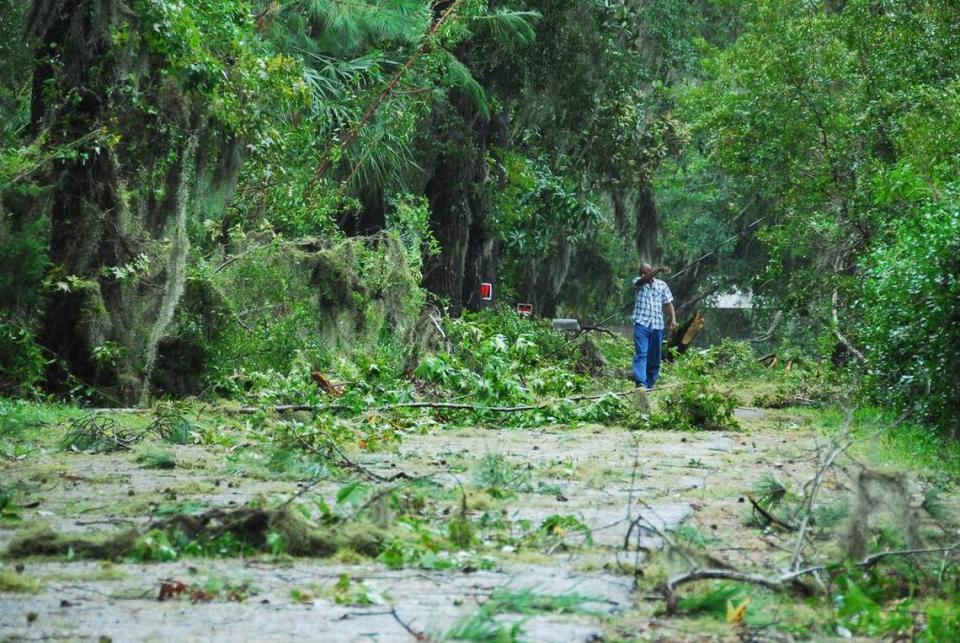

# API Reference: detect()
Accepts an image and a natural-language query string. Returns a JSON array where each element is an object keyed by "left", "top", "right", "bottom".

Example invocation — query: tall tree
[{"left": 24, "top": 0, "right": 300, "bottom": 402}]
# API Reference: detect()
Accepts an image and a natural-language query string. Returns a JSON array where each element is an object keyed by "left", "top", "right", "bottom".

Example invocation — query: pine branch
[{"left": 309, "top": 0, "right": 465, "bottom": 187}]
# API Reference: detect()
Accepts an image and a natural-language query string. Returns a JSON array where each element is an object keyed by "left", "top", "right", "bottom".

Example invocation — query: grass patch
[
  {"left": 0, "top": 568, "right": 42, "bottom": 593},
  {"left": 818, "top": 407, "right": 960, "bottom": 483},
  {"left": 4, "top": 506, "right": 386, "bottom": 562},
  {"left": 135, "top": 446, "right": 177, "bottom": 469},
  {"left": 444, "top": 586, "right": 603, "bottom": 641}
]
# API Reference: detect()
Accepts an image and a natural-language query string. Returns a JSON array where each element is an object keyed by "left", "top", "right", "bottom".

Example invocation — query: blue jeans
[{"left": 633, "top": 324, "right": 664, "bottom": 389}]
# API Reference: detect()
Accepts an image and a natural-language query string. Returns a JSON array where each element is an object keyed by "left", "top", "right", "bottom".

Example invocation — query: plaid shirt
[{"left": 632, "top": 278, "right": 673, "bottom": 329}]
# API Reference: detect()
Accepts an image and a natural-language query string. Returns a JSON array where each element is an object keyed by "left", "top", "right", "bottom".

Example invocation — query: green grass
[
  {"left": 444, "top": 586, "right": 602, "bottom": 641},
  {"left": 0, "top": 568, "right": 42, "bottom": 593},
  {"left": 135, "top": 446, "right": 177, "bottom": 469},
  {"left": 445, "top": 610, "right": 522, "bottom": 641},
  {"left": 815, "top": 406, "right": 960, "bottom": 483}
]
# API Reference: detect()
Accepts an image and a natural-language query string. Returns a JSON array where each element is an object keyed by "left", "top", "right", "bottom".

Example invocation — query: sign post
[{"left": 516, "top": 303, "right": 533, "bottom": 316}]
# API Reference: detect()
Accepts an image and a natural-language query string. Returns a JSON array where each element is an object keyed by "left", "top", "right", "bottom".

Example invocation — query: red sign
[
  {"left": 516, "top": 303, "right": 533, "bottom": 316},
  {"left": 480, "top": 282, "right": 493, "bottom": 301}
]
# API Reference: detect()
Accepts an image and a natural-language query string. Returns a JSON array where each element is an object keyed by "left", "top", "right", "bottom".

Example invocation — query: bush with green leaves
[
  {"left": 414, "top": 311, "right": 590, "bottom": 406},
  {"left": 668, "top": 339, "right": 761, "bottom": 381},
  {"left": 858, "top": 187, "right": 960, "bottom": 436},
  {"left": 200, "top": 230, "right": 425, "bottom": 398},
  {"left": 648, "top": 379, "right": 739, "bottom": 432},
  {"left": 0, "top": 317, "right": 45, "bottom": 397},
  {"left": 752, "top": 364, "right": 841, "bottom": 409}
]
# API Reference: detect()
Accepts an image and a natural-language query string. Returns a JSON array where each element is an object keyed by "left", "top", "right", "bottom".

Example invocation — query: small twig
[
  {"left": 573, "top": 325, "right": 618, "bottom": 339},
  {"left": 625, "top": 498, "right": 697, "bottom": 569},
  {"left": 746, "top": 493, "right": 797, "bottom": 532},
  {"left": 351, "top": 473, "right": 438, "bottom": 520},
  {"left": 789, "top": 416, "right": 853, "bottom": 571},
  {"left": 74, "top": 518, "right": 138, "bottom": 526},
  {"left": 279, "top": 475, "right": 330, "bottom": 508},
  {"left": 857, "top": 543, "right": 960, "bottom": 570},
  {"left": 390, "top": 606, "right": 429, "bottom": 641}
]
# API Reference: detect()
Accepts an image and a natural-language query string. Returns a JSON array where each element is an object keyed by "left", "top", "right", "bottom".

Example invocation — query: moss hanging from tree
[{"left": 23, "top": 0, "right": 302, "bottom": 403}]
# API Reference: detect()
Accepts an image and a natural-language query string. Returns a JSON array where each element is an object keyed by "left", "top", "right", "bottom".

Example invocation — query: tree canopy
[{"left": 0, "top": 0, "right": 957, "bottom": 432}]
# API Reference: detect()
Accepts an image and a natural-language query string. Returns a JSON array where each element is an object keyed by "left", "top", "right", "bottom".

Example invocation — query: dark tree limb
[
  {"left": 664, "top": 542, "right": 960, "bottom": 611},
  {"left": 746, "top": 493, "right": 797, "bottom": 532}
]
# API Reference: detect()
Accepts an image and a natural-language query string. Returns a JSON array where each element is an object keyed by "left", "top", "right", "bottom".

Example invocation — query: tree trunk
[
  {"left": 28, "top": 0, "right": 232, "bottom": 403},
  {"left": 519, "top": 238, "right": 573, "bottom": 319},
  {"left": 422, "top": 148, "right": 474, "bottom": 314},
  {"left": 422, "top": 94, "right": 504, "bottom": 315},
  {"left": 635, "top": 181, "right": 661, "bottom": 265}
]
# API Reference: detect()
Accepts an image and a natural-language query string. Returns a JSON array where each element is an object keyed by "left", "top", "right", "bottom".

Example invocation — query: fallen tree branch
[
  {"left": 95, "top": 387, "right": 665, "bottom": 416},
  {"left": 746, "top": 493, "right": 797, "bottom": 532},
  {"left": 310, "top": 0, "right": 465, "bottom": 184},
  {"left": 748, "top": 311, "right": 783, "bottom": 344},
  {"left": 574, "top": 325, "right": 618, "bottom": 339},
  {"left": 391, "top": 607, "right": 428, "bottom": 641},
  {"left": 281, "top": 426, "right": 412, "bottom": 483},
  {"left": 789, "top": 421, "right": 854, "bottom": 572},
  {"left": 362, "top": 392, "right": 631, "bottom": 413},
  {"left": 220, "top": 390, "right": 645, "bottom": 415},
  {"left": 664, "top": 542, "right": 960, "bottom": 610}
]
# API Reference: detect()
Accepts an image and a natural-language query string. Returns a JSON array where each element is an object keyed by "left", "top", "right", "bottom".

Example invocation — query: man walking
[{"left": 632, "top": 264, "right": 678, "bottom": 389}]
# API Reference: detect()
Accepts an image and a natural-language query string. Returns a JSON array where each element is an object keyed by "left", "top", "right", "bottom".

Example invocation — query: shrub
[
  {"left": 648, "top": 379, "right": 739, "bottom": 431},
  {"left": 0, "top": 317, "right": 45, "bottom": 397},
  {"left": 857, "top": 188, "right": 960, "bottom": 436},
  {"left": 752, "top": 364, "right": 841, "bottom": 409},
  {"left": 668, "top": 339, "right": 761, "bottom": 381}
]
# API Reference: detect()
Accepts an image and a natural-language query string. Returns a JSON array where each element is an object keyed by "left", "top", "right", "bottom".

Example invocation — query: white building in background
[
  {"left": 699, "top": 288, "right": 755, "bottom": 344},
  {"left": 708, "top": 288, "right": 753, "bottom": 310}
]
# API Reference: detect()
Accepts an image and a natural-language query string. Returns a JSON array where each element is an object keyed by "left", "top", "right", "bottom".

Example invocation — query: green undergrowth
[
  {"left": 445, "top": 586, "right": 604, "bottom": 641},
  {"left": 0, "top": 568, "right": 41, "bottom": 593},
  {"left": 818, "top": 406, "right": 960, "bottom": 486},
  {"left": 206, "top": 309, "right": 645, "bottom": 431},
  {"left": 4, "top": 506, "right": 385, "bottom": 562},
  {"left": 2, "top": 465, "right": 602, "bottom": 573},
  {"left": 645, "top": 377, "right": 739, "bottom": 432},
  {"left": 638, "top": 555, "right": 960, "bottom": 641}
]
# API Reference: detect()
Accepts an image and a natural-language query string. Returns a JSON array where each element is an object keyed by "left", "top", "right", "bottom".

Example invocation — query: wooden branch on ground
[
  {"left": 358, "top": 390, "right": 645, "bottom": 415},
  {"left": 746, "top": 493, "right": 797, "bottom": 532},
  {"left": 94, "top": 388, "right": 664, "bottom": 416},
  {"left": 391, "top": 607, "right": 428, "bottom": 641},
  {"left": 282, "top": 426, "right": 412, "bottom": 483},
  {"left": 789, "top": 422, "right": 854, "bottom": 571},
  {"left": 664, "top": 542, "right": 960, "bottom": 609}
]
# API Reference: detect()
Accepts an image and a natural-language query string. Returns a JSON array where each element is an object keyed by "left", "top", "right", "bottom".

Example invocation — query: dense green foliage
[
  {"left": 669, "top": 0, "right": 960, "bottom": 432},
  {"left": 0, "top": 2, "right": 958, "bottom": 429},
  {"left": 859, "top": 189, "right": 960, "bottom": 435}
]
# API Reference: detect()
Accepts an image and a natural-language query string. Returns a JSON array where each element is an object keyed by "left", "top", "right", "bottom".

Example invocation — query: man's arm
[{"left": 664, "top": 302, "right": 678, "bottom": 332}]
